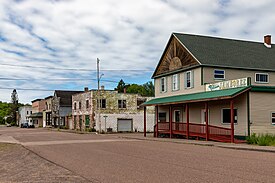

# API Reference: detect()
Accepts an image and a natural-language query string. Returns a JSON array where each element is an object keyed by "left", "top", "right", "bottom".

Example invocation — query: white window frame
[
  {"left": 214, "top": 69, "right": 225, "bottom": 80},
  {"left": 271, "top": 112, "right": 275, "bottom": 125},
  {"left": 255, "top": 73, "right": 269, "bottom": 83},
  {"left": 221, "top": 108, "right": 238, "bottom": 124},
  {"left": 186, "top": 71, "right": 191, "bottom": 88},
  {"left": 160, "top": 77, "right": 167, "bottom": 93},
  {"left": 172, "top": 74, "right": 179, "bottom": 91}
]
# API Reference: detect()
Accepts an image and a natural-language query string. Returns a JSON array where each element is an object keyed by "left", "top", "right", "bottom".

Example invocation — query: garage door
[{"left": 117, "top": 119, "right": 133, "bottom": 132}]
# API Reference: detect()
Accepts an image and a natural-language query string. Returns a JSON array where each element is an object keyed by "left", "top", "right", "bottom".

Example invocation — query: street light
[{"left": 97, "top": 58, "right": 104, "bottom": 133}]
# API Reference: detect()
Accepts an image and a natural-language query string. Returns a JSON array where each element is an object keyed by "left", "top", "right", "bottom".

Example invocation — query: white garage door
[{"left": 117, "top": 119, "right": 133, "bottom": 132}]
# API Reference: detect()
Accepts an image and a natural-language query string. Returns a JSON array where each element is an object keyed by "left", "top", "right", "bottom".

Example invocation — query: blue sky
[{"left": 1, "top": 0, "right": 275, "bottom": 103}]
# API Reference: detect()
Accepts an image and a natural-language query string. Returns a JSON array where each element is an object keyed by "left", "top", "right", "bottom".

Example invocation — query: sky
[{"left": 1, "top": 0, "right": 275, "bottom": 104}]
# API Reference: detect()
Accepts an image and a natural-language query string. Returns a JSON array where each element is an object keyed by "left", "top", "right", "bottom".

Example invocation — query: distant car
[
  {"left": 21, "top": 122, "right": 29, "bottom": 128},
  {"left": 6, "top": 123, "right": 11, "bottom": 127}
]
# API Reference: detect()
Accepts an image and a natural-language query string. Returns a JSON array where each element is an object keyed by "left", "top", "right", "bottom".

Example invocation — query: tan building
[
  {"left": 72, "top": 87, "right": 154, "bottom": 132},
  {"left": 143, "top": 33, "right": 275, "bottom": 142},
  {"left": 30, "top": 99, "right": 45, "bottom": 127},
  {"left": 43, "top": 96, "right": 53, "bottom": 127}
]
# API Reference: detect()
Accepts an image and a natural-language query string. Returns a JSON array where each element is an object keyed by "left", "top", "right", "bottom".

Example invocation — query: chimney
[
  {"left": 123, "top": 87, "right": 127, "bottom": 94},
  {"left": 84, "top": 87, "right": 88, "bottom": 92},
  {"left": 100, "top": 85, "right": 105, "bottom": 90},
  {"left": 264, "top": 35, "right": 271, "bottom": 48}
]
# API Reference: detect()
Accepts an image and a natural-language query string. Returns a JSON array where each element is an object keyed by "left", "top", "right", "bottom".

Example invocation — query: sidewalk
[{"left": 117, "top": 133, "right": 275, "bottom": 153}]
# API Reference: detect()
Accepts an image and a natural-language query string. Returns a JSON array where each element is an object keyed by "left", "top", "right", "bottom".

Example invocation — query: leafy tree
[
  {"left": 143, "top": 81, "right": 154, "bottom": 97},
  {"left": 10, "top": 89, "right": 19, "bottom": 125},
  {"left": 114, "top": 79, "right": 126, "bottom": 93}
]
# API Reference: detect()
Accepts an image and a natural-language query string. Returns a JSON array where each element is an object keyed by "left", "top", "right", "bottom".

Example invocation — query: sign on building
[{"left": 205, "top": 78, "right": 248, "bottom": 91}]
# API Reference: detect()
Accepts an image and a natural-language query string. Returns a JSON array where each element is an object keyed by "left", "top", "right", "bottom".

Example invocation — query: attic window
[{"left": 214, "top": 70, "right": 225, "bottom": 80}]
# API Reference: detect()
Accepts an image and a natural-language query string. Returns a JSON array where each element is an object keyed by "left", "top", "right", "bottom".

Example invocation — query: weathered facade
[
  {"left": 52, "top": 90, "right": 82, "bottom": 128},
  {"left": 72, "top": 88, "right": 154, "bottom": 132},
  {"left": 143, "top": 33, "right": 275, "bottom": 142},
  {"left": 43, "top": 96, "right": 53, "bottom": 127}
]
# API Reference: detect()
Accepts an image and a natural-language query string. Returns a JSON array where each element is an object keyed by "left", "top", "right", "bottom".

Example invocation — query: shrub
[{"left": 247, "top": 133, "right": 275, "bottom": 146}]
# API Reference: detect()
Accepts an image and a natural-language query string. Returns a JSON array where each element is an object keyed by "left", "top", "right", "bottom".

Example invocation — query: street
[{"left": 1, "top": 127, "right": 275, "bottom": 183}]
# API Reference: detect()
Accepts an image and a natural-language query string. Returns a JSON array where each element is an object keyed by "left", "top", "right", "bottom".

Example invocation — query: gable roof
[
  {"left": 54, "top": 90, "right": 82, "bottom": 106},
  {"left": 153, "top": 33, "right": 275, "bottom": 78}
]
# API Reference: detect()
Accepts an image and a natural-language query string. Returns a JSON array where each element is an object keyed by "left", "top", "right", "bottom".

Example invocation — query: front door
[
  {"left": 174, "top": 110, "right": 180, "bottom": 130},
  {"left": 201, "top": 109, "right": 209, "bottom": 133}
]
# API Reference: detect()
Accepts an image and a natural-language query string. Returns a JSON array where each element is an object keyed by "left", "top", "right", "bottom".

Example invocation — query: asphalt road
[{"left": 1, "top": 127, "right": 275, "bottom": 183}]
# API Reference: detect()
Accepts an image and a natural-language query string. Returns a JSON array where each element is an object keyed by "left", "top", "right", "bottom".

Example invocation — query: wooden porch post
[
  {"left": 155, "top": 106, "right": 159, "bottom": 138},
  {"left": 186, "top": 103, "right": 189, "bottom": 139},
  {"left": 144, "top": 107, "right": 146, "bottom": 137},
  {"left": 205, "top": 102, "right": 209, "bottom": 141},
  {"left": 230, "top": 100, "right": 234, "bottom": 143},
  {"left": 169, "top": 105, "right": 172, "bottom": 138}
]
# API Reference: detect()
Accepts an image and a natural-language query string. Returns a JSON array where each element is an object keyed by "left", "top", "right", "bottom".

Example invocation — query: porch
[{"left": 143, "top": 87, "right": 251, "bottom": 143}]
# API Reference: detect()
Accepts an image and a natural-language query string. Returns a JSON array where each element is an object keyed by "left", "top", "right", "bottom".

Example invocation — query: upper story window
[
  {"left": 118, "top": 100, "right": 126, "bottom": 109},
  {"left": 26, "top": 111, "right": 29, "bottom": 115},
  {"left": 255, "top": 73, "right": 268, "bottom": 83},
  {"left": 160, "top": 77, "right": 167, "bottom": 92},
  {"left": 172, "top": 74, "right": 179, "bottom": 91},
  {"left": 74, "top": 102, "right": 77, "bottom": 110},
  {"left": 184, "top": 71, "right": 194, "bottom": 89},
  {"left": 79, "top": 101, "right": 81, "bottom": 110},
  {"left": 86, "top": 100, "right": 89, "bottom": 109},
  {"left": 98, "top": 99, "right": 106, "bottom": 109},
  {"left": 30, "top": 111, "right": 32, "bottom": 114},
  {"left": 214, "top": 70, "right": 225, "bottom": 80}
]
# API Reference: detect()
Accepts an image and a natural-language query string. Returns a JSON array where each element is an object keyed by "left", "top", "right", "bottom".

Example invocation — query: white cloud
[{"left": 1, "top": 0, "right": 275, "bottom": 103}]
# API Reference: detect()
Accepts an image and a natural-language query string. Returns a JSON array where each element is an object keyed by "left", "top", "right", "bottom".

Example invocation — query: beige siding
[
  {"left": 250, "top": 92, "right": 275, "bottom": 134},
  {"left": 155, "top": 67, "right": 204, "bottom": 98},
  {"left": 203, "top": 67, "right": 275, "bottom": 86},
  {"left": 156, "top": 93, "right": 248, "bottom": 136}
]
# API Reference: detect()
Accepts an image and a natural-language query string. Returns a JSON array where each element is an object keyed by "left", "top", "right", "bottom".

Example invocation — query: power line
[
  {"left": 0, "top": 87, "right": 54, "bottom": 91},
  {"left": 0, "top": 63, "right": 154, "bottom": 72}
]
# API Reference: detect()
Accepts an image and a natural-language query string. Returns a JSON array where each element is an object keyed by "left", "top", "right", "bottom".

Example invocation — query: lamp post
[{"left": 103, "top": 115, "right": 108, "bottom": 132}]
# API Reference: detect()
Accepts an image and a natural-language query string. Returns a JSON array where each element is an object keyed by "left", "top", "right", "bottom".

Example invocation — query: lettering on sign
[{"left": 205, "top": 78, "right": 248, "bottom": 91}]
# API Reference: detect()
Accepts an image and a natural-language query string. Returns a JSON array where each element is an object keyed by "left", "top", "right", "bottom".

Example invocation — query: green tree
[
  {"left": 10, "top": 89, "right": 19, "bottom": 125},
  {"left": 143, "top": 81, "right": 154, "bottom": 97},
  {"left": 115, "top": 79, "right": 126, "bottom": 93}
]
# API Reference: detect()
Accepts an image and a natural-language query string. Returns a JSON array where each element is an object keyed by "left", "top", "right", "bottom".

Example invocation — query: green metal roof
[
  {"left": 143, "top": 87, "right": 250, "bottom": 106},
  {"left": 173, "top": 33, "right": 275, "bottom": 71},
  {"left": 251, "top": 85, "right": 275, "bottom": 92}
]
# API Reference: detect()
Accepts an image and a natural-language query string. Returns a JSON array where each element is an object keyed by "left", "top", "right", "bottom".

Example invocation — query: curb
[{"left": 119, "top": 136, "right": 275, "bottom": 153}]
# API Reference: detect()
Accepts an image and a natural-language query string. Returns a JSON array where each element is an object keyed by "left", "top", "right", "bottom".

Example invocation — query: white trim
[
  {"left": 264, "top": 43, "right": 272, "bottom": 48},
  {"left": 255, "top": 73, "right": 269, "bottom": 83},
  {"left": 221, "top": 108, "right": 238, "bottom": 125},
  {"left": 214, "top": 69, "right": 225, "bottom": 80}
]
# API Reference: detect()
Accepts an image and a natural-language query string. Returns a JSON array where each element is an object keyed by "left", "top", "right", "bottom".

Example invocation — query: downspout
[{"left": 247, "top": 77, "right": 251, "bottom": 137}]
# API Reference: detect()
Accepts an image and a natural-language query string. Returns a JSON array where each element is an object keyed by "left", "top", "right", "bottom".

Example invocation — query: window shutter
[
  {"left": 184, "top": 72, "right": 187, "bottom": 89},
  {"left": 171, "top": 75, "right": 174, "bottom": 91},
  {"left": 165, "top": 77, "right": 167, "bottom": 92},
  {"left": 177, "top": 74, "right": 180, "bottom": 90},
  {"left": 191, "top": 70, "right": 194, "bottom": 88},
  {"left": 160, "top": 79, "right": 162, "bottom": 93}
]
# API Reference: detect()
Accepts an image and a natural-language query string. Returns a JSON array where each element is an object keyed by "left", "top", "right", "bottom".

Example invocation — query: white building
[{"left": 18, "top": 106, "right": 32, "bottom": 126}]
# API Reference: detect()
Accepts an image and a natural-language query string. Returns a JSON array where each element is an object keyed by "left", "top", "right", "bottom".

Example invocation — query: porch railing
[{"left": 155, "top": 122, "right": 232, "bottom": 142}]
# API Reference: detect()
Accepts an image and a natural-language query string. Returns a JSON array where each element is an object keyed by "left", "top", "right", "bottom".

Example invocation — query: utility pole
[{"left": 97, "top": 58, "right": 101, "bottom": 133}]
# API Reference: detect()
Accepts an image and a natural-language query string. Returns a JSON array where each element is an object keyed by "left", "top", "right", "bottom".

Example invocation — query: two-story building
[
  {"left": 18, "top": 105, "right": 32, "bottom": 127},
  {"left": 30, "top": 99, "right": 45, "bottom": 127},
  {"left": 72, "top": 87, "right": 154, "bottom": 132},
  {"left": 52, "top": 90, "right": 82, "bottom": 128},
  {"left": 43, "top": 96, "right": 53, "bottom": 127},
  {"left": 143, "top": 33, "right": 275, "bottom": 142}
]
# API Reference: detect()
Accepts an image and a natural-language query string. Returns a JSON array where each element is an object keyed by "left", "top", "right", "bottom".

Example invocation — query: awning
[
  {"left": 29, "top": 112, "right": 43, "bottom": 118},
  {"left": 143, "top": 86, "right": 250, "bottom": 106}
]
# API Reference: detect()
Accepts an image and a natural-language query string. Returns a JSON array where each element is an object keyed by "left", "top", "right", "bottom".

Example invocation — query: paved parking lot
[{"left": 1, "top": 127, "right": 275, "bottom": 183}]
